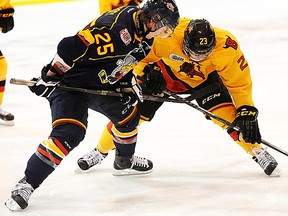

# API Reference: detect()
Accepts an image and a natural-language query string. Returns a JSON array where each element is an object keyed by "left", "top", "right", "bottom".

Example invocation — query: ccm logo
[{"left": 202, "top": 93, "right": 221, "bottom": 105}]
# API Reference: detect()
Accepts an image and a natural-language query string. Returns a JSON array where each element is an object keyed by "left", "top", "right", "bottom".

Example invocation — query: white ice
[{"left": 1, "top": 0, "right": 288, "bottom": 215}]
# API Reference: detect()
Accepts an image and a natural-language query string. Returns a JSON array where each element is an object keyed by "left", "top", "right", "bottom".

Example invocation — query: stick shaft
[
  {"left": 163, "top": 90, "right": 239, "bottom": 131},
  {"left": 10, "top": 78, "right": 189, "bottom": 103},
  {"left": 12, "top": 78, "right": 288, "bottom": 156},
  {"left": 163, "top": 89, "right": 288, "bottom": 157}
]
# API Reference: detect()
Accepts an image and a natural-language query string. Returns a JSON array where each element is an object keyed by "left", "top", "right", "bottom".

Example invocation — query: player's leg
[
  {"left": 209, "top": 105, "right": 279, "bottom": 176},
  {"left": 99, "top": 94, "right": 151, "bottom": 176},
  {"left": 0, "top": 50, "right": 14, "bottom": 125},
  {"left": 77, "top": 96, "right": 164, "bottom": 171},
  {"left": 83, "top": 93, "right": 163, "bottom": 175},
  {"left": 5, "top": 90, "right": 89, "bottom": 210},
  {"left": 196, "top": 72, "right": 279, "bottom": 176}
]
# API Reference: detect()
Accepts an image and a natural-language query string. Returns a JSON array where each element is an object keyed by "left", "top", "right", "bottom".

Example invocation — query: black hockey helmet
[
  {"left": 183, "top": 19, "right": 216, "bottom": 61},
  {"left": 142, "top": 0, "right": 180, "bottom": 32}
]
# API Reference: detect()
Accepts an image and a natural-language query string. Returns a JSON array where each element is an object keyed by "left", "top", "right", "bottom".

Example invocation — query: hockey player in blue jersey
[{"left": 5, "top": 0, "right": 180, "bottom": 211}]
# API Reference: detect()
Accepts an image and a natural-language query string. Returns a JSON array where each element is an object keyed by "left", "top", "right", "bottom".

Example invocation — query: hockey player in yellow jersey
[
  {"left": 99, "top": 0, "right": 143, "bottom": 15},
  {"left": 77, "top": 18, "right": 280, "bottom": 176},
  {"left": 0, "top": 0, "right": 14, "bottom": 125}
]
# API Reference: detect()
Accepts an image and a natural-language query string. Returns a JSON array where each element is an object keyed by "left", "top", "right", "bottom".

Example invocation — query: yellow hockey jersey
[
  {"left": 99, "top": 0, "right": 142, "bottom": 15},
  {"left": 135, "top": 18, "right": 254, "bottom": 109},
  {"left": 0, "top": 0, "right": 13, "bottom": 9}
]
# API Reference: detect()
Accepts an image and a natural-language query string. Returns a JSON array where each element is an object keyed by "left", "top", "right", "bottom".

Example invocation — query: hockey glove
[
  {"left": 232, "top": 105, "right": 261, "bottom": 144},
  {"left": 29, "top": 77, "right": 59, "bottom": 98},
  {"left": 143, "top": 63, "right": 166, "bottom": 95},
  {"left": 0, "top": 8, "right": 14, "bottom": 33}
]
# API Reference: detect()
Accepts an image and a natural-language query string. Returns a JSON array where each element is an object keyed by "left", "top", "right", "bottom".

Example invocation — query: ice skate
[
  {"left": 77, "top": 148, "right": 108, "bottom": 171},
  {"left": 113, "top": 154, "right": 153, "bottom": 176},
  {"left": 252, "top": 148, "right": 281, "bottom": 177},
  {"left": 5, "top": 177, "right": 34, "bottom": 211},
  {"left": 0, "top": 107, "right": 14, "bottom": 126}
]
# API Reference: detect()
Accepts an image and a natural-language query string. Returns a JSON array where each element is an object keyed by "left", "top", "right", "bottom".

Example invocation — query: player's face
[
  {"left": 182, "top": 38, "right": 215, "bottom": 61},
  {"left": 157, "top": 25, "right": 173, "bottom": 38},
  {"left": 146, "top": 25, "right": 173, "bottom": 39},
  {"left": 145, "top": 19, "right": 173, "bottom": 39},
  {"left": 184, "top": 48, "right": 214, "bottom": 61}
]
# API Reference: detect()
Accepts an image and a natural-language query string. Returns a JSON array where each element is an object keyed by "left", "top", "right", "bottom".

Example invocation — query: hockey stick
[
  {"left": 10, "top": 78, "right": 175, "bottom": 103},
  {"left": 10, "top": 78, "right": 217, "bottom": 104},
  {"left": 163, "top": 89, "right": 288, "bottom": 157}
]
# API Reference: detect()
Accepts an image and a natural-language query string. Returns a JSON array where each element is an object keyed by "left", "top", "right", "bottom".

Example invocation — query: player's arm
[
  {"left": 216, "top": 31, "right": 261, "bottom": 143},
  {"left": 222, "top": 54, "right": 253, "bottom": 108},
  {"left": 215, "top": 33, "right": 254, "bottom": 109},
  {"left": 42, "top": 35, "right": 87, "bottom": 79},
  {"left": 218, "top": 49, "right": 262, "bottom": 144},
  {"left": 132, "top": 43, "right": 166, "bottom": 96},
  {"left": 133, "top": 40, "right": 162, "bottom": 77}
]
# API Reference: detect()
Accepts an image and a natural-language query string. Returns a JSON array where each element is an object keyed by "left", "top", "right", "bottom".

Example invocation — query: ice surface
[{"left": 1, "top": 0, "right": 288, "bottom": 215}]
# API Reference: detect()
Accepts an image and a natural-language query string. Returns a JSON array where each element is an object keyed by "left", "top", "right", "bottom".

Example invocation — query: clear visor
[
  {"left": 151, "top": 14, "right": 174, "bottom": 37},
  {"left": 183, "top": 46, "right": 214, "bottom": 62},
  {"left": 152, "top": 14, "right": 166, "bottom": 28}
]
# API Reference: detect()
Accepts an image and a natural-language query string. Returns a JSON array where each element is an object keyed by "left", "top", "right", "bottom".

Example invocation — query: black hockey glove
[
  {"left": 232, "top": 105, "right": 261, "bottom": 144},
  {"left": 29, "top": 77, "right": 59, "bottom": 98},
  {"left": 143, "top": 63, "right": 166, "bottom": 95},
  {"left": 0, "top": 8, "right": 14, "bottom": 33}
]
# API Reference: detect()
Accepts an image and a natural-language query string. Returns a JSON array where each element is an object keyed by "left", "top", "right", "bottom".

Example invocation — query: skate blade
[
  {"left": 269, "top": 166, "right": 282, "bottom": 177},
  {"left": 0, "top": 119, "right": 14, "bottom": 126},
  {"left": 5, "top": 198, "right": 22, "bottom": 211},
  {"left": 112, "top": 168, "right": 153, "bottom": 176}
]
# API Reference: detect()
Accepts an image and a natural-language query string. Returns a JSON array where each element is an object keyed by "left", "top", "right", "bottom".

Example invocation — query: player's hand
[
  {"left": 0, "top": 8, "right": 14, "bottom": 33},
  {"left": 29, "top": 77, "right": 59, "bottom": 98},
  {"left": 144, "top": 63, "right": 166, "bottom": 95},
  {"left": 233, "top": 105, "right": 261, "bottom": 144}
]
